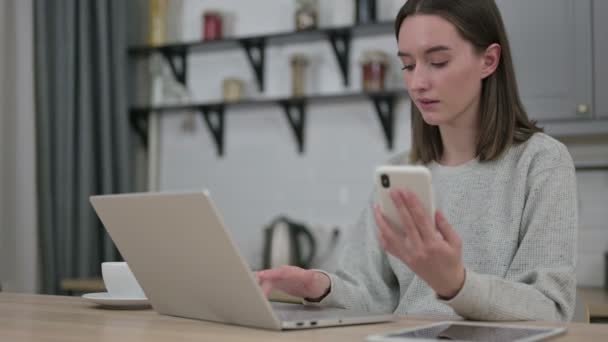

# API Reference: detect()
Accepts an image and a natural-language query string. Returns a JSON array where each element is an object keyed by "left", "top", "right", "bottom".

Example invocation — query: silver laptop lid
[{"left": 90, "top": 191, "right": 282, "bottom": 330}]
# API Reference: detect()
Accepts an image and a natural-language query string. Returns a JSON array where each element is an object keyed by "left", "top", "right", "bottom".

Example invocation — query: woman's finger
[
  {"left": 435, "top": 210, "right": 461, "bottom": 247},
  {"left": 402, "top": 191, "right": 435, "bottom": 242},
  {"left": 256, "top": 268, "right": 280, "bottom": 282},
  {"left": 375, "top": 216, "right": 389, "bottom": 249},
  {"left": 374, "top": 205, "right": 403, "bottom": 254},
  {"left": 391, "top": 190, "right": 422, "bottom": 247},
  {"left": 261, "top": 280, "right": 273, "bottom": 297}
]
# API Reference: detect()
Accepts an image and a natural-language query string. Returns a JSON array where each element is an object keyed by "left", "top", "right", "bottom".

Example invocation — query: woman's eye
[
  {"left": 431, "top": 61, "right": 448, "bottom": 68},
  {"left": 401, "top": 64, "right": 415, "bottom": 71}
]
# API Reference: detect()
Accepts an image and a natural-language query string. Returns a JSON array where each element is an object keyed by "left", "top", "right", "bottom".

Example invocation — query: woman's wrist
[
  {"left": 305, "top": 272, "right": 331, "bottom": 302},
  {"left": 436, "top": 267, "right": 466, "bottom": 300}
]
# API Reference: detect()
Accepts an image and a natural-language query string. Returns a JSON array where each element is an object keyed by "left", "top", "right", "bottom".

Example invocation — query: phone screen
[{"left": 383, "top": 323, "right": 559, "bottom": 341}]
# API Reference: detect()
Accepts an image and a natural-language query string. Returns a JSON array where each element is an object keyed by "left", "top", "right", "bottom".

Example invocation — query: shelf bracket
[
  {"left": 326, "top": 29, "right": 351, "bottom": 86},
  {"left": 239, "top": 38, "right": 266, "bottom": 92},
  {"left": 159, "top": 47, "right": 188, "bottom": 86},
  {"left": 199, "top": 105, "right": 226, "bottom": 156},
  {"left": 129, "top": 109, "right": 149, "bottom": 148},
  {"left": 370, "top": 94, "right": 396, "bottom": 150},
  {"left": 279, "top": 99, "right": 307, "bottom": 154}
]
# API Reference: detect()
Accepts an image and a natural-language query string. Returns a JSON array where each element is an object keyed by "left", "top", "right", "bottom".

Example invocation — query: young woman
[{"left": 256, "top": 0, "right": 577, "bottom": 322}]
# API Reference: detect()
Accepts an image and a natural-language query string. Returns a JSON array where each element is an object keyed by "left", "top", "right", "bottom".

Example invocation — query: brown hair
[{"left": 395, "top": 0, "right": 542, "bottom": 164}]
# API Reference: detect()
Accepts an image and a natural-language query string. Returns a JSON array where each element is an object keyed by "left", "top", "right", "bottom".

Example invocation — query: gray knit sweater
[{"left": 312, "top": 133, "right": 578, "bottom": 321}]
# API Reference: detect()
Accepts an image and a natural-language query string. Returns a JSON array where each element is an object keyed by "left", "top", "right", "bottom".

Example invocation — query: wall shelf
[
  {"left": 130, "top": 90, "right": 408, "bottom": 156},
  {"left": 574, "top": 163, "right": 608, "bottom": 171},
  {"left": 128, "top": 21, "right": 395, "bottom": 90},
  {"left": 128, "top": 20, "right": 400, "bottom": 156}
]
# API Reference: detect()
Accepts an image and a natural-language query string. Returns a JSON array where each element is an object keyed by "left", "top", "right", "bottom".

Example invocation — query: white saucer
[{"left": 82, "top": 292, "right": 151, "bottom": 308}]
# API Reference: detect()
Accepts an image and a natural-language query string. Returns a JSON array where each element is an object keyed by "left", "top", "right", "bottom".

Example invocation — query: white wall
[
  {"left": 156, "top": 0, "right": 408, "bottom": 270},
  {"left": 154, "top": 0, "right": 608, "bottom": 286},
  {"left": 0, "top": 0, "right": 39, "bottom": 293}
]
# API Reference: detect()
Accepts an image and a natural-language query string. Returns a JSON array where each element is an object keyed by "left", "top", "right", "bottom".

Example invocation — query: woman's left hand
[{"left": 373, "top": 190, "right": 465, "bottom": 299}]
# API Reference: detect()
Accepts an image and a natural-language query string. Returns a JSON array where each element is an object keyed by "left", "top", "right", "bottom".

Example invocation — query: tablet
[{"left": 366, "top": 321, "right": 566, "bottom": 342}]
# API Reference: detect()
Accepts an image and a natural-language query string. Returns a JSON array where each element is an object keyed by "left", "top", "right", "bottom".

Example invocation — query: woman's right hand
[{"left": 255, "top": 265, "right": 331, "bottom": 302}]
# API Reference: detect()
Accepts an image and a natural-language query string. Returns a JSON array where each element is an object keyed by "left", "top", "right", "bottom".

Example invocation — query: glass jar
[
  {"left": 354, "top": 0, "right": 376, "bottom": 24},
  {"left": 361, "top": 51, "right": 389, "bottom": 92},
  {"left": 290, "top": 54, "right": 309, "bottom": 97},
  {"left": 222, "top": 78, "right": 244, "bottom": 102},
  {"left": 203, "top": 10, "right": 223, "bottom": 40},
  {"left": 147, "top": 0, "right": 168, "bottom": 46},
  {"left": 295, "top": 0, "right": 319, "bottom": 31}
]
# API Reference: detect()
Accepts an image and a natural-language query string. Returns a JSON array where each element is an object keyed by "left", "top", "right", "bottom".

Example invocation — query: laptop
[{"left": 89, "top": 191, "right": 395, "bottom": 330}]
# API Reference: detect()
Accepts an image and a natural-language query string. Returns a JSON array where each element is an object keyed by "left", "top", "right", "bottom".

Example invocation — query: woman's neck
[{"left": 438, "top": 118, "right": 479, "bottom": 167}]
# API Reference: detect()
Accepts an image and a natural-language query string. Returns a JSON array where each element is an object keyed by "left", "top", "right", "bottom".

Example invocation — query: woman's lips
[{"left": 416, "top": 99, "right": 440, "bottom": 111}]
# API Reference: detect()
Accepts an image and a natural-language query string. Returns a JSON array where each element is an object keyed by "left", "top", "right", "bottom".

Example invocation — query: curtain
[
  {"left": 34, "top": 0, "right": 135, "bottom": 294},
  {"left": 0, "top": 0, "right": 39, "bottom": 293}
]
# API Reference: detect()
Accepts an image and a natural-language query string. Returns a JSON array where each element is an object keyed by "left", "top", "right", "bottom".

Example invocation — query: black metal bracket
[
  {"left": 129, "top": 109, "right": 149, "bottom": 148},
  {"left": 326, "top": 29, "right": 351, "bottom": 86},
  {"left": 159, "top": 47, "right": 188, "bottom": 86},
  {"left": 240, "top": 38, "right": 266, "bottom": 91},
  {"left": 575, "top": 164, "right": 608, "bottom": 171},
  {"left": 370, "top": 94, "right": 396, "bottom": 149},
  {"left": 199, "top": 105, "right": 226, "bottom": 156},
  {"left": 279, "top": 99, "right": 307, "bottom": 154}
]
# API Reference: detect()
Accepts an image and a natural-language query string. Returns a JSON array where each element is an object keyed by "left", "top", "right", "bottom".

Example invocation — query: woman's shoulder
[{"left": 513, "top": 132, "right": 575, "bottom": 175}]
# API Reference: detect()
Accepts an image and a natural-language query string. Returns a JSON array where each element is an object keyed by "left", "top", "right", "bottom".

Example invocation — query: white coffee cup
[{"left": 101, "top": 262, "right": 146, "bottom": 299}]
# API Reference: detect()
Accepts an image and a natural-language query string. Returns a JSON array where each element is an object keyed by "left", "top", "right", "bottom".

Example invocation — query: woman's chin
[{"left": 420, "top": 112, "right": 446, "bottom": 126}]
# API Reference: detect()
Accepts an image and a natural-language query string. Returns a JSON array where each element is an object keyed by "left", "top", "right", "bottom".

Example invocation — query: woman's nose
[{"left": 408, "top": 67, "right": 430, "bottom": 92}]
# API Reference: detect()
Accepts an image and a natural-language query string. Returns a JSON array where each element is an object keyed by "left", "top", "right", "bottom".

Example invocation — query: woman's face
[{"left": 397, "top": 14, "right": 496, "bottom": 127}]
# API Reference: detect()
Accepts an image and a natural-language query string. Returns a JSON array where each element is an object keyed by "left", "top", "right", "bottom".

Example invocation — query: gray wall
[{"left": 594, "top": 0, "right": 608, "bottom": 117}]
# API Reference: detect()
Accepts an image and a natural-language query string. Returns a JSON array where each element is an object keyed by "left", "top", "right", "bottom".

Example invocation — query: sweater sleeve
[
  {"left": 304, "top": 192, "right": 400, "bottom": 313},
  {"left": 440, "top": 163, "right": 578, "bottom": 321}
]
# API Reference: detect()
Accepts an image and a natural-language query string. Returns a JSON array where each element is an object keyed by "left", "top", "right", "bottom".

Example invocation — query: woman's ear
[{"left": 481, "top": 43, "right": 501, "bottom": 79}]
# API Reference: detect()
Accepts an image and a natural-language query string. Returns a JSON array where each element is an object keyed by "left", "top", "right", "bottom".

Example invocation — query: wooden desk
[
  {"left": 1, "top": 293, "right": 607, "bottom": 341},
  {"left": 579, "top": 287, "right": 608, "bottom": 322},
  {"left": 60, "top": 277, "right": 105, "bottom": 294}
]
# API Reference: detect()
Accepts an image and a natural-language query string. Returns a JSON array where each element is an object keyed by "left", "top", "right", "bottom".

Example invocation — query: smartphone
[{"left": 375, "top": 165, "right": 435, "bottom": 229}]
